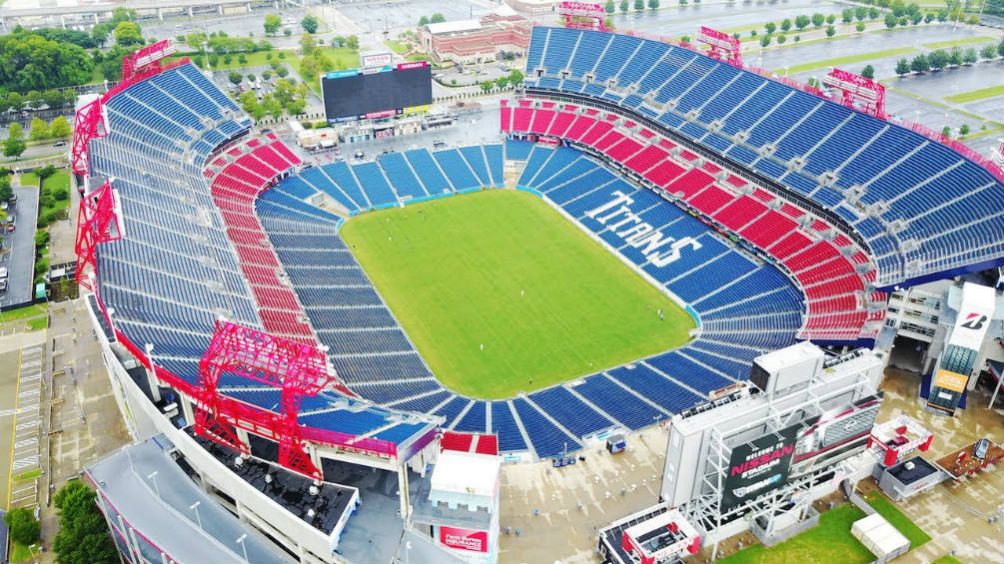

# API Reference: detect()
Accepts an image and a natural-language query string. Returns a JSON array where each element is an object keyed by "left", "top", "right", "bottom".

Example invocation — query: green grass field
[
  {"left": 779, "top": 47, "right": 916, "bottom": 74},
  {"left": 865, "top": 492, "right": 931, "bottom": 547},
  {"left": 341, "top": 190, "right": 694, "bottom": 399},
  {"left": 945, "top": 84, "right": 1004, "bottom": 103},
  {"left": 718, "top": 505, "right": 873, "bottom": 564},
  {"left": 922, "top": 36, "right": 996, "bottom": 50}
]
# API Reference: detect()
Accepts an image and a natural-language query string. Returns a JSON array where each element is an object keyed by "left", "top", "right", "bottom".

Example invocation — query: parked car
[
  {"left": 52, "top": 141, "right": 66, "bottom": 148},
  {"left": 0, "top": 278, "right": 7, "bottom": 293},
  {"left": 974, "top": 438, "right": 990, "bottom": 460}
]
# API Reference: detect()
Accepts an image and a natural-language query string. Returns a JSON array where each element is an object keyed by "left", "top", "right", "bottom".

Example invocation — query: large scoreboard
[{"left": 322, "top": 61, "right": 432, "bottom": 123}]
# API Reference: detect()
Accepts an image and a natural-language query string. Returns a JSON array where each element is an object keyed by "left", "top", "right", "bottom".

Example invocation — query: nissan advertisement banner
[
  {"left": 721, "top": 424, "right": 801, "bottom": 511},
  {"left": 439, "top": 526, "right": 489, "bottom": 553}
]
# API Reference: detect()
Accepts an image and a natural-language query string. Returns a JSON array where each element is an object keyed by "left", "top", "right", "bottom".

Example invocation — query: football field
[{"left": 341, "top": 189, "right": 694, "bottom": 399}]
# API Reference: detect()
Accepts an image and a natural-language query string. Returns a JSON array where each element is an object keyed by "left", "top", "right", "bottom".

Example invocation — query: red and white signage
[
  {"left": 397, "top": 61, "right": 429, "bottom": 71},
  {"left": 440, "top": 526, "right": 488, "bottom": 553}
]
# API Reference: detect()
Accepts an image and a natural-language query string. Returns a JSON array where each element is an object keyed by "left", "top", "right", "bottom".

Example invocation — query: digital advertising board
[
  {"left": 439, "top": 526, "right": 489, "bottom": 553},
  {"left": 322, "top": 61, "right": 432, "bottom": 123},
  {"left": 721, "top": 424, "right": 801, "bottom": 511}
]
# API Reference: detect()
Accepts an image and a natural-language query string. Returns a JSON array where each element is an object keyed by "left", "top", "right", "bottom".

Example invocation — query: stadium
[{"left": 70, "top": 7, "right": 1004, "bottom": 564}]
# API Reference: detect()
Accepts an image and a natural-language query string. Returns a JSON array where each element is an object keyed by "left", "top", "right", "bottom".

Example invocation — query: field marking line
[{"left": 6, "top": 346, "right": 23, "bottom": 510}]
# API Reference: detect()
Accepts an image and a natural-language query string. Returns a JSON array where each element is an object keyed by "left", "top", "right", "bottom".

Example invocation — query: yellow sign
[{"left": 933, "top": 369, "right": 968, "bottom": 393}]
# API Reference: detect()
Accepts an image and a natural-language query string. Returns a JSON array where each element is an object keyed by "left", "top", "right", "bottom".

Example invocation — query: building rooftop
[
  {"left": 85, "top": 436, "right": 286, "bottom": 564},
  {"left": 426, "top": 19, "right": 482, "bottom": 35},
  {"left": 887, "top": 456, "right": 940, "bottom": 484}
]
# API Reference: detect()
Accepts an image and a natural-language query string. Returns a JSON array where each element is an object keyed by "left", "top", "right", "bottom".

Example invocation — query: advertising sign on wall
[
  {"left": 440, "top": 526, "right": 489, "bottom": 553},
  {"left": 721, "top": 424, "right": 801, "bottom": 511}
]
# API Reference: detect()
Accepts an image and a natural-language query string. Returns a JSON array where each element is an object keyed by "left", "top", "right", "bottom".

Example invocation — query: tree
[
  {"left": 495, "top": 75, "right": 509, "bottom": 89},
  {"left": 346, "top": 35, "right": 360, "bottom": 50},
  {"left": 856, "top": 22, "right": 866, "bottom": 32},
  {"left": 620, "top": 0, "right": 629, "bottom": 13},
  {"left": 777, "top": 34, "right": 787, "bottom": 44},
  {"left": 276, "top": 66, "right": 290, "bottom": 78},
  {"left": 284, "top": 28, "right": 293, "bottom": 37},
  {"left": 300, "top": 55, "right": 320, "bottom": 80},
  {"left": 91, "top": 23, "right": 111, "bottom": 46},
  {"left": 941, "top": 125, "right": 951, "bottom": 138},
  {"left": 228, "top": 71, "right": 243, "bottom": 84},
  {"left": 418, "top": 15, "right": 430, "bottom": 26},
  {"left": 300, "top": 33, "right": 317, "bottom": 55},
  {"left": 811, "top": 13, "right": 825, "bottom": 27},
  {"left": 50, "top": 115, "right": 71, "bottom": 138},
  {"left": 765, "top": 22, "right": 776, "bottom": 33},
  {"left": 430, "top": 13, "right": 446, "bottom": 24},
  {"left": 924, "top": 12, "right": 935, "bottom": 23},
  {"left": 4, "top": 123, "right": 26, "bottom": 159},
  {"left": 264, "top": 14, "right": 281, "bottom": 36},
  {"left": 869, "top": 7, "right": 880, "bottom": 19},
  {"left": 826, "top": 14, "right": 836, "bottom": 24},
  {"left": 959, "top": 123, "right": 970, "bottom": 135},
  {"left": 481, "top": 79, "right": 494, "bottom": 92},
  {"left": 795, "top": 15, "right": 810, "bottom": 30},
  {"left": 895, "top": 58, "right": 911, "bottom": 76},
  {"left": 29, "top": 117, "right": 49, "bottom": 141},
  {"left": 605, "top": 0, "right": 616, "bottom": 12},
  {"left": 113, "top": 21, "right": 143, "bottom": 46},
  {"left": 53, "top": 482, "right": 117, "bottom": 564},
  {"left": 302, "top": 14, "right": 320, "bottom": 34},
  {"left": 948, "top": 48, "right": 963, "bottom": 67},
  {"left": 780, "top": 18, "right": 792, "bottom": 31},
  {"left": 4, "top": 507, "right": 40, "bottom": 546},
  {"left": 928, "top": 49, "right": 948, "bottom": 70},
  {"left": 0, "top": 33, "right": 94, "bottom": 91},
  {"left": 997, "top": 37, "right": 1004, "bottom": 57},
  {"left": 262, "top": 70, "right": 273, "bottom": 81},
  {"left": 885, "top": 13, "right": 898, "bottom": 28},
  {"left": 861, "top": 64, "right": 875, "bottom": 79},
  {"left": 761, "top": 35, "right": 771, "bottom": 47},
  {"left": 648, "top": 0, "right": 660, "bottom": 8},
  {"left": 980, "top": 44, "right": 996, "bottom": 60},
  {"left": 246, "top": 73, "right": 256, "bottom": 82},
  {"left": 508, "top": 68, "right": 524, "bottom": 85},
  {"left": 854, "top": 7, "right": 867, "bottom": 20},
  {"left": 634, "top": 0, "right": 644, "bottom": 10},
  {"left": 910, "top": 53, "right": 929, "bottom": 73},
  {"left": 825, "top": 25, "right": 836, "bottom": 37}
]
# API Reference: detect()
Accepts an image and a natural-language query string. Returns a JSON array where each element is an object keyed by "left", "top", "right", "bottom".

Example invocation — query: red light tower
[
  {"left": 559, "top": 1, "right": 608, "bottom": 32},
  {"left": 697, "top": 26, "right": 743, "bottom": 68},
  {"left": 195, "top": 320, "right": 349, "bottom": 480},
  {"left": 74, "top": 181, "right": 123, "bottom": 290}
]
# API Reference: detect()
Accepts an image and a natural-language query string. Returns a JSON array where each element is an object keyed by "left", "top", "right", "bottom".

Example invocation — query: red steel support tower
[
  {"left": 822, "top": 68, "right": 886, "bottom": 120},
  {"left": 195, "top": 320, "right": 348, "bottom": 480},
  {"left": 74, "top": 180, "right": 123, "bottom": 290},
  {"left": 697, "top": 26, "right": 743, "bottom": 68},
  {"left": 559, "top": 1, "right": 608, "bottom": 32}
]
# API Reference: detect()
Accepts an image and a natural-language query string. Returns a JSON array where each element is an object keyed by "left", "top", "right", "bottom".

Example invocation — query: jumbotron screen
[{"left": 322, "top": 61, "right": 432, "bottom": 122}]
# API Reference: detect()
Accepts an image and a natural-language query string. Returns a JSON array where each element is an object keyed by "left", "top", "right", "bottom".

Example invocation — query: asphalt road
[{"left": 0, "top": 183, "right": 39, "bottom": 308}]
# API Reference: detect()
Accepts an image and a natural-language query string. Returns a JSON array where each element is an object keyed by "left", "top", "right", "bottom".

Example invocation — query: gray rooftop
[{"left": 85, "top": 435, "right": 289, "bottom": 564}]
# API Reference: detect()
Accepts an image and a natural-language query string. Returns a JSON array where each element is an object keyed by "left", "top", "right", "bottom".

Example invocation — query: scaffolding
[
  {"left": 822, "top": 68, "right": 886, "bottom": 120},
  {"left": 74, "top": 180, "right": 123, "bottom": 290}
]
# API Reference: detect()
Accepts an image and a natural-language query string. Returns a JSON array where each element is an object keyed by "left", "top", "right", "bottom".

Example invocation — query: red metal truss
[
  {"left": 121, "top": 40, "right": 176, "bottom": 82},
  {"left": 559, "top": 1, "right": 608, "bottom": 32},
  {"left": 75, "top": 180, "right": 123, "bottom": 290},
  {"left": 697, "top": 26, "right": 743, "bottom": 68},
  {"left": 822, "top": 68, "right": 886, "bottom": 120},
  {"left": 195, "top": 320, "right": 352, "bottom": 479},
  {"left": 70, "top": 97, "right": 106, "bottom": 176}
]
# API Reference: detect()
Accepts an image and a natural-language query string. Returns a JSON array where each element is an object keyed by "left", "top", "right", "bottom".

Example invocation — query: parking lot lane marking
[{"left": 6, "top": 347, "right": 22, "bottom": 510}]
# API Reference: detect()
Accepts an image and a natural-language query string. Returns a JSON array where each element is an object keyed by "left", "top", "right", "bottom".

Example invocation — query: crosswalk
[{"left": 7, "top": 345, "right": 43, "bottom": 508}]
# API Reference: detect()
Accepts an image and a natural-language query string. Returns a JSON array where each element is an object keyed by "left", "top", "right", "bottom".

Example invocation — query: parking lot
[
  {"left": 1, "top": 181, "right": 39, "bottom": 308},
  {"left": 4, "top": 345, "right": 45, "bottom": 510}
]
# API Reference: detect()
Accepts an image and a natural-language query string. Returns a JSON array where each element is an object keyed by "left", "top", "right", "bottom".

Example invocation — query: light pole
[
  {"left": 146, "top": 471, "right": 161, "bottom": 499},
  {"left": 236, "top": 533, "right": 249, "bottom": 562},
  {"left": 189, "top": 501, "right": 203, "bottom": 530}
]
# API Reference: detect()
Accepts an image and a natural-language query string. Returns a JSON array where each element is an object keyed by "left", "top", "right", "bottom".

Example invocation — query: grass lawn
[
  {"left": 341, "top": 190, "right": 694, "bottom": 399},
  {"left": 17, "top": 171, "right": 39, "bottom": 187},
  {"left": 0, "top": 304, "right": 47, "bottom": 322},
  {"left": 932, "top": 556, "right": 962, "bottom": 564},
  {"left": 385, "top": 39, "right": 410, "bottom": 54},
  {"left": 9, "top": 541, "right": 38, "bottom": 563},
  {"left": 39, "top": 169, "right": 71, "bottom": 227},
  {"left": 718, "top": 504, "right": 873, "bottom": 564},
  {"left": 779, "top": 47, "right": 916, "bottom": 74},
  {"left": 945, "top": 84, "right": 1004, "bottom": 103},
  {"left": 13, "top": 467, "right": 42, "bottom": 481},
  {"left": 922, "top": 36, "right": 996, "bottom": 50},
  {"left": 865, "top": 492, "right": 931, "bottom": 548}
]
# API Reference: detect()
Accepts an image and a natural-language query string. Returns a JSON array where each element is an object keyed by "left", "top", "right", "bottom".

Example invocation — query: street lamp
[
  {"left": 146, "top": 471, "right": 161, "bottom": 499},
  {"left": 189, "top": 501, "right": 203, "bottom": 530},
  {"left": 235, "top": 533, "right": 249, "bottom": 562}
]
